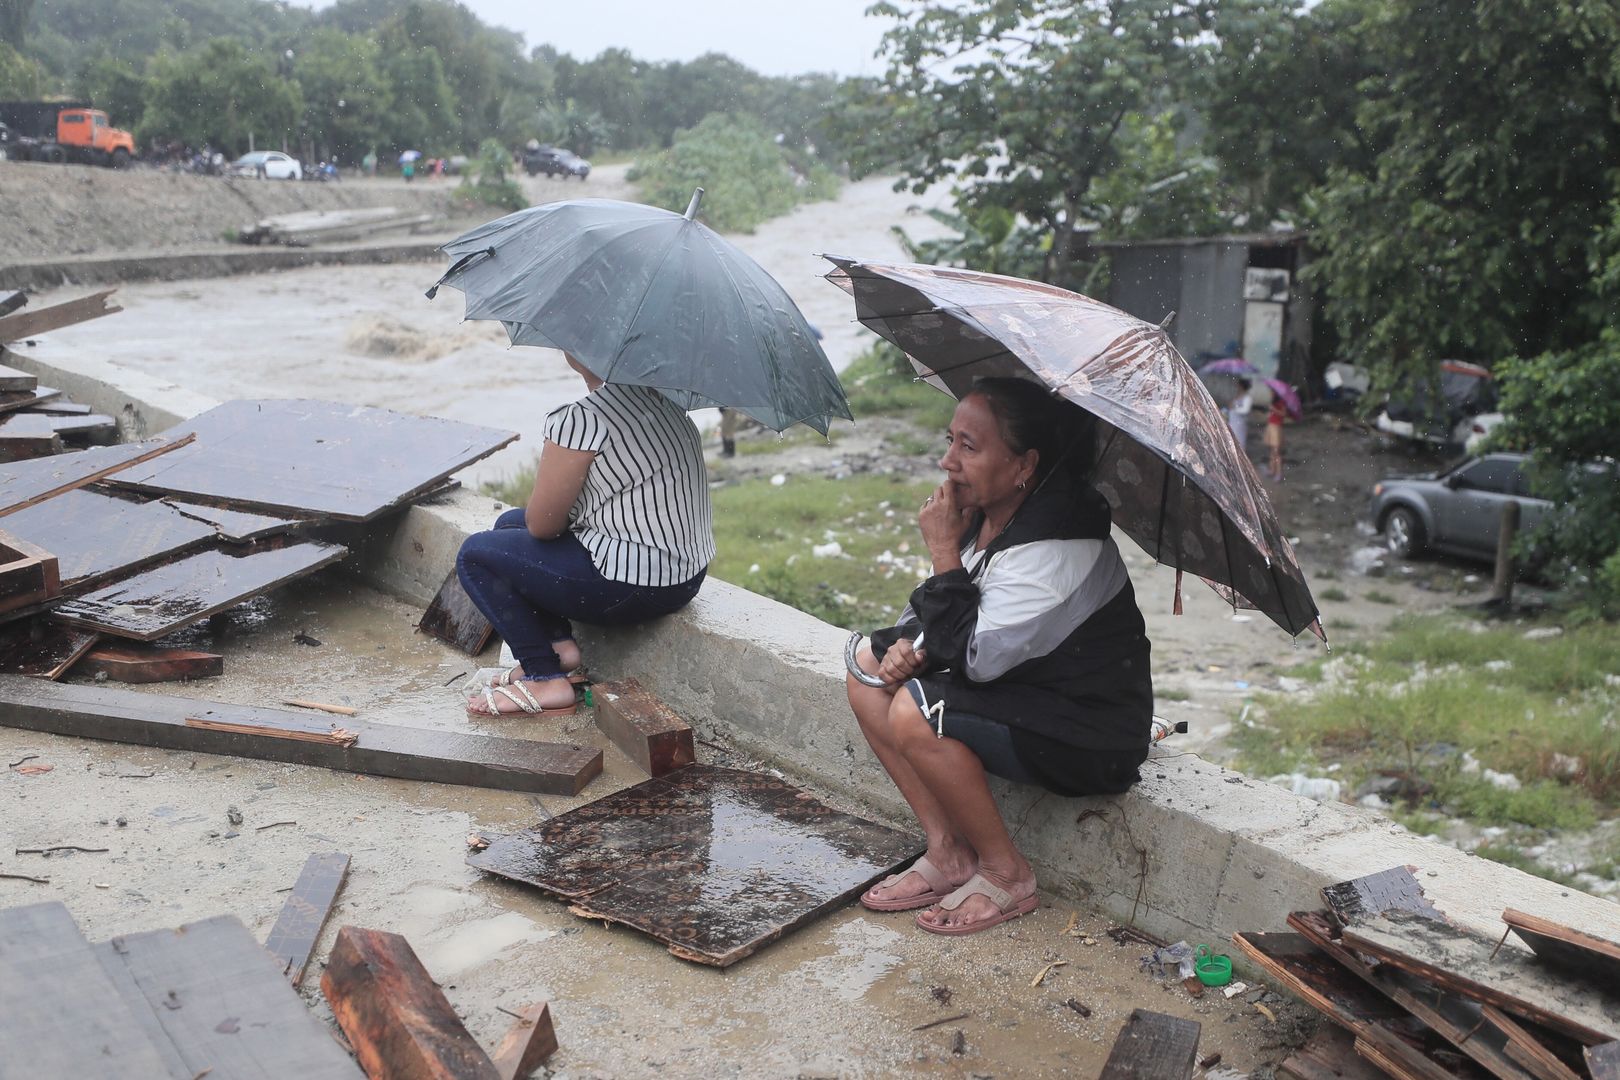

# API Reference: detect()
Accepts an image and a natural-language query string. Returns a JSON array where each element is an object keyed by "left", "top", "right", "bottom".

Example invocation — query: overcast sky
[{"left": 292, "top": 0, "right": 899, "bottom": 78}]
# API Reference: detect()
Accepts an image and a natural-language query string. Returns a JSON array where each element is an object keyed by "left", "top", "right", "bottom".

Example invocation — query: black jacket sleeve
[{"left": 904, "top": 568, "right": 981, "bottom": 671}]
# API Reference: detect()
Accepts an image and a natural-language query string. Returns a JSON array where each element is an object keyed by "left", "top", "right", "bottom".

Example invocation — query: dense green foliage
[
  {"left": 629, "top": 113, "right": 838, "bottom": 233},
  {"left": 453, "top": 137, "right": 525, "bottom": 212}
]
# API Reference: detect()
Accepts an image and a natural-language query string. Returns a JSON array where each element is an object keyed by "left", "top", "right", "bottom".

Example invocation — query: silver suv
[{"left": 1369, "top": 452, "right": 1551, "bottom": 560}]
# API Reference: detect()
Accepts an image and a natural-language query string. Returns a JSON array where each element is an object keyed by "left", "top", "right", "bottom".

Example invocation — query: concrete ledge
[
  {"left": 23, "top": 358, "right": 1620, "bottom": 947},
  {"left": 0, "top": 240, "right": 444, "bottom": 291}
]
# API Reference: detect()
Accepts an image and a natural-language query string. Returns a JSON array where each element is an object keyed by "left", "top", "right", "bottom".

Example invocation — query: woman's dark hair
[{"left": 968, "top": 376, "right": 1095, "bottom": 483}]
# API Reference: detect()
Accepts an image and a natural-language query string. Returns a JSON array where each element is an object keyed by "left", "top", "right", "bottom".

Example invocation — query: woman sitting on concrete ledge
[
  {"left": 457, "top": 352, "right": 715, "bottom": 718},
  {"left": 847, "top": 377, "right": 1153, "bottom": 936}
]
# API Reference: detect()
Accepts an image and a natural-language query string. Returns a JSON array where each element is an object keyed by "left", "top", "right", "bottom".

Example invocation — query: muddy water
[
  {"left": 0, "top": 577, "right": 1301, "bottom": 1077},
  {"left": 32, "top": 165, "right": 954, "bottom": 488}
]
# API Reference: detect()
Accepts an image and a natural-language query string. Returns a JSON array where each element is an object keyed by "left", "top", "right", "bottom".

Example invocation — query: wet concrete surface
[{"left": 0, "top": 573, "right": 1312, "bottom": 1076}]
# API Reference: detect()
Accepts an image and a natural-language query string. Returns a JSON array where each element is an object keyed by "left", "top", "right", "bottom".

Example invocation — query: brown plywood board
[
  {"left": 0, "top": 435, "right": 194, "bottom": 517},
  {"left": 0, "top": 529, "right": 59, "bottom": 614},
  {"left": 0, "top": 387, "right": 62, "bottom": 416},
  {"left": 468, "top": 764, "right": 922, "bottom": 966},
  {"left": 96, "top": 914, "right": 363, "bottom": 1080},
  {"left": 0, "top": 675, "right": 603, "bottom": 795},
  {"left": 160, "top": 499, "right": 304, "bottom": 542},
  {"left": 1342, "top": 911, "right": 1620, "bottom": 1046},
  {"left": 1323, "top": 866, "right": 1446, "bottom": 928},
  {"left": 1098, "top": 1009, "right": 1200, "bottom": 1079},
  {"left": 0, "top": 364, "right": 34, "bottom": 392},
  {"left": 50, "top": 539, "right": 348, "bottom": 640},
  {"left": 263, "top": 852, "right": 351, "bottom": 986},
  {"left": 77, "top": 644, "right": 223, "bottom": 683},
  {"left": 0, "top": 411, "right": 63, "bottom": 459},
  {"left": 417, "top": 567, "right": 493, "bottom": 655},
  {"left": 1, "top": 488, "right": 219, "bottom": 591},
  {"left": 1279, "top": 1023, "right": 1393, "bottom": 1080},
  {"left": 0, "top": 621, "right": 98, "bottom": 679},
  {"left": 105, "top": 399, "right": 518, "bottom": 522},
  {"left": 1503, "top": 909, "right": 1620, "bottom": 993}
]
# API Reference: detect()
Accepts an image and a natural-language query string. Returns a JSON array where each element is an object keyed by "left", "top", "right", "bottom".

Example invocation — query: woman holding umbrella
[
  {"left": 848, "top": 378, "right": 1153, "bottom": 935},
  {"left": 457, "top": 352, "right": 715, "bottom": 717}
]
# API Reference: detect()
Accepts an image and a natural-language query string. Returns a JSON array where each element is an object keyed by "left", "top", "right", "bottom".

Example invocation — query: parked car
[
  {"left": 1368, "top": 452, "right": 1552, "bottom": 561},
  {"left": 1372, "top": 360, "right": 1502, "bottom": 452},
  {"left": 228, "top": 150, "right": 302, "bottom": 180},
  {"left": 522, "top": 145, "right": 590, "bottom": 179}
]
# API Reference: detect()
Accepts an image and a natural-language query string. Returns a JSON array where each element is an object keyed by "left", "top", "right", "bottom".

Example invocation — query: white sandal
[
  {"left": 465, "top": 679, "right": 577, "bottom": 718},
  {"left": 486, "top": 666, "right": 590, "bottom": 688}
]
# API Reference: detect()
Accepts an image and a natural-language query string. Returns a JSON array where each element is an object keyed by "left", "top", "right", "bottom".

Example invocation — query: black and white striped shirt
[{"left": 544, "top": 383, "right": 716, "bottom": 586}]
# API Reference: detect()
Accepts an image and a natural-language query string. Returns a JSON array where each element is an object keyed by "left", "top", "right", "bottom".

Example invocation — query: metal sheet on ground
[
  {"left": 0, "top": 901, "right": 181, "bottom": 1080},
  {"left": 0, "top": 435, "right": 193, "bottom": 517},
  {"left": 97, "top": 915, "right": 364, "bottom": 1080},
  {"left": 1, "top": 488, "right": 219, "bottom": 590},
  {"left": 51, "top": 539, "right": 348, "bottom": 640},
  {"left": 0, "top": 675, "right": 604, "bottom": 795},
  {"left": 105, "top": 399, "right": 518, "bottom": 521},
  {"left": 468, "top": 763, "right": 923, "bottom": 967}
]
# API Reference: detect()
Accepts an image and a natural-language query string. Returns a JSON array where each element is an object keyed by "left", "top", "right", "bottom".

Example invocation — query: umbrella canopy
[
  {"left": 398, "top": 149, "right": 422, "bottom": 163},
  {"left": 1200, "top": 358, "right": 1257, "bottom": 376},
  {"left": 822, "top": 255, "right": 1323, "bottom": 640},
  {"left": 1265, "top": 378, "right": 1303, "bottom": 420},
  {"left": 429, "top": 194, "right": 852, "bottom": 435},
  {"left": 1199, "top": 370, "right": 1245, "bottom": 408}
]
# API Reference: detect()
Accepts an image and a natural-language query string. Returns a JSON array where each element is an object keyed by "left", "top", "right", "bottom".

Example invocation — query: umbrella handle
[
  {"left": 424, "top": 246, "right": 495, "bottom": 299},
  {"left": 844, "top": 630, "right": 926, "bottom": 688}
]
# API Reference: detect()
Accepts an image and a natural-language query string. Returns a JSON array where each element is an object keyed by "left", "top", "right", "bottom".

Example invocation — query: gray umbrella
[{"left": 427, "top": 190, "right": 852, "bottom": 434}]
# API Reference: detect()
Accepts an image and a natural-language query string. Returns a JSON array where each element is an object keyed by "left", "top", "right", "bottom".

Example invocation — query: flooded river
[{"left": 34, "top": 165, "right": 952, "bottom": 486}]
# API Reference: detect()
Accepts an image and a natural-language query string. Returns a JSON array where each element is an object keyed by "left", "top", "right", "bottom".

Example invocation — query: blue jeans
[{"left": 456, "top": 509, "right": 705, "bottom": 679}]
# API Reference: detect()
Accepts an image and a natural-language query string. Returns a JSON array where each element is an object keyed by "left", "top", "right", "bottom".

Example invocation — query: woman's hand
[
  {"left": 877, "top": 638, "right": 929, "bottom": 685},
  {"left": 918, "top": 482, "right": 967, "bottom": 572}
]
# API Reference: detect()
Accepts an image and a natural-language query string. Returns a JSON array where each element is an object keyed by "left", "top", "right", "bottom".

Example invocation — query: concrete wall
[
  {"left": 16, "top": 346, "right": 1620, "bottom": 949},
  {"left": 0, "top": 240, "right": 445, "bottom": 291}
]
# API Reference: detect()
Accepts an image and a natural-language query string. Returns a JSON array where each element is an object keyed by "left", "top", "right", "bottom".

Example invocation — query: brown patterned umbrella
[{"left": 823, "top": 256, "right": 1324, "bottom": 640}]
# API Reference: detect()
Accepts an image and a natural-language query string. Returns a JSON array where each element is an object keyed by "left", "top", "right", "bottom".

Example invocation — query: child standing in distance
[
  {"left": 1227, "top": 378, "right": 1252, "bottom": 454},
  {"left": 1264, "top": 395, "right": 1287, "bottom": 480}
]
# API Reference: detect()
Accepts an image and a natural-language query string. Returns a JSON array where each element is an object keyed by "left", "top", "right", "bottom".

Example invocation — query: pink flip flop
[
  {"left": 915, "top": 873, "right": 1039, "bottom": 936},
  {"left": 861, "top": 855, "right": 961, "bottom": 912},
  {"left": 465, "top": 681, "right": 578, "bottom": 719}
]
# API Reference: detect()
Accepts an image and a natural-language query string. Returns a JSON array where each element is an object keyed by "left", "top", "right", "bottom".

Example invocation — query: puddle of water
[
  {"left": 795, "top": 917, "right": 905, "bottom": 1003},
  {"left": 415, "top": 911, "right": 557, "bottom": 978}
]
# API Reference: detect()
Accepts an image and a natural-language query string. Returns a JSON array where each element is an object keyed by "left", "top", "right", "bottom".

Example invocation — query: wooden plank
[
  {"left": 1342, "top": 911, "right": 1620, "bottom": 1046},
  {"left": 0, "top": 363, "right": 36, "bottom": 392},
  {"left": 1589, "top": 1042, "right": 1620, "bottom": 1080},
  {"left": 51, "top": 539, "right": 349, "bottom": 641},
  {"left": 0, "top": 288, "right": 121, "bottom": 343},
  {"left": 1234, "top": 930, "right": 1472, "bottom": 1080},
  {"left": 418, "top": 567, "right": 493, "bottom": 655},
  {"left": 99, "top": 914, "right": 363, "bottom": 1080},
  {"left": 592, "top": 678, "right": 696, "bottom": 778},
  {"left": 0, "top": 901, "right": 181, "bottom": 1080},
  {"left": 186, "top": 713, "right": 359, "bottom": 746},
  {"left": 1279, "top": 1023, "right": 1394, "bottom": 1080},
  {"left": 0, "top": 621, "right": 98, "bottom": 679},
  {"left": 105, "top": 399, "right": 518, "bottom": 522},
  {"left": 0, "top": 291, "right": 24, "bottom": 318},
  {"left": 1323, "top": 866, "right": 1446, "bottom": 927},
  {"left": 321, "top": 925, "right": 502, "bottom": 1080},
  {"left": 0, "top": 675, "right": 603, "bottom": 795},
  {"left": 77, "top": 644, "right": 223, "bottom": 683},
  {"left": 47, "top": 413, "right": 117, "bottom": 444},
  {"left": 1289, "top": 910, "right": 1540, "bottom": 1080},
  {"left": 21, "top": 400, "right": 91, "bottom": 416},
  {"left": 161, "top": 499, "right": 304, "bottom": 542},
  {"left": 1, "top": 488, "right": 219, "bottom": 591},
  {"left": 0, "top": 387, "right": 62, "bottom": 417},
  {"left": 1097, "top": 1008, "right": 1200, "bottom": 1080},
  {"left": 0, "top": 412, "right": 63, "bottom": 460},
  {"left": 264, "top": 852, "right": 351, "bottom": 986},
  {"left": 0, "top": 530, "right": 59, "bottom": 615},
  {"left": 1480, "top": 1006, "right": 1584, "bottom": 1080},
  {"left": 490, "top": 1002, "right": 557, "bottom": 1080},
  {"left": 1503, "top": 909, "right": 1620, "bottom": 992},
  {"left": 0, "top": 434, "right": 194, "bottom": 517}
]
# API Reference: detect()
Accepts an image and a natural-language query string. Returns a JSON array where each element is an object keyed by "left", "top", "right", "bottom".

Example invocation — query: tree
[
  {"left": 375, "top": 42, "right": 456, "bottom": 152},
  {"left": 1308, "top": 0, "right": 1620, "bottom": 380},
  {"left": 74, "top": 50, "right": 149, "bottom": 128},
  {"left": 628, "top": 113, "right": 805, "bottom": 233},
  {"left": 868, "top": 0, "right": 1282, "bottom": 286},
  {"left": 292, "top": 28, "right": 391, "bottom": 163},
  {"left": 141, "top": 38, "right": 302, "bottom": 154},
  {"left": 0, "top": 0, "right": 33, "bottom": 48}
]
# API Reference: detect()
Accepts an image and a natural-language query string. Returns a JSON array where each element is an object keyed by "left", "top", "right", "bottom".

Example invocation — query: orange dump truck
[{"left": 0, "top": 101, "right": 136, "bottom": 167}]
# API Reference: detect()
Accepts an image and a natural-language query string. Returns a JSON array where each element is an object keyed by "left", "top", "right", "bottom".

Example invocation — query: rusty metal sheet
[
  {"left": 105, "top": 400, "right": 518, "bottom": 522},
  {"left": 468, "top": 764, "right": 922, "bottom": 966}
]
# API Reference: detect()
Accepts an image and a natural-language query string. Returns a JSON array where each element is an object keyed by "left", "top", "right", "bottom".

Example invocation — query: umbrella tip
[
  {"left": 683, "top": 188, "right": 705, "bottom": 221},
  {"left": 1158, "top": 310, "right": 1177, "bottom": 330}
]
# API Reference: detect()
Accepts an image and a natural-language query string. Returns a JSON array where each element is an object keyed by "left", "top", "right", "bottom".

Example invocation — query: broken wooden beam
[
  {"left": 0, "top": 412, "right": 64, "bottom": 460},
  {"left": 0, "top": 434, "right": 195, "bottom": 518},
  {"left": 0, "top": 362, "right": 37, "bottom": 392},
  {"left": 592, "top": 678, "right": 695, "bottom": 778},
  {"left": 0, "top": 676, "right": 603, "bottom": 795},
  {"left": 321, "top": 926, "right": 501, "bottom": 1080},
  {"left": 1503, "top": 908, "right": 1620, "bottom": 992},
  {"left": 1278, "top": 1023, "right": 1391, "bottom": 1080},
  {"left": 418, "top": 567, "right": 494, "bottom": 655},
  {"left": 0, "top": 529, "right": 59, "bottom": 615},
  {"left": 263, "top": 852, "right": 351, "bottom": 987},
  {"left": 0, "top": 288, "right": 121, "bottom": 343},
  {"left": 490, "top": 1002, "right": 557, "bottom": 1080},
  {"left": 76, "top": 644, "right": 223, "bottom": 684},
  {"left": 1098, "top": 1008, "right": 1200, "bottom": 1080}
]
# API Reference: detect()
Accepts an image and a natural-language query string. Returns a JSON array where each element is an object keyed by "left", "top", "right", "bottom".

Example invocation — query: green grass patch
[
  {"left": 1317, "top": 586, "right": 1349, "bottom": 603},
  {"left": 709, "top": 472, "right": 935, "bottom": 632},
  {"left": 840, "top": 346, "right": 958, "bottom": 432},
  {"left": 1473, "top": 843, "right": 1584, "bottom": 887},
  {"left": 1157, "top": 688, "right": 1191, "bottom": 702},
  {"left": 1364, "top": 589, "right": 1398, "bottom": 605}
]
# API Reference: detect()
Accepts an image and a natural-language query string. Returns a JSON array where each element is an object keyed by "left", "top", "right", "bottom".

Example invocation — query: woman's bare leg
[{"left": 881, "top": 692, "right": 1036, "bottom": 930}]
